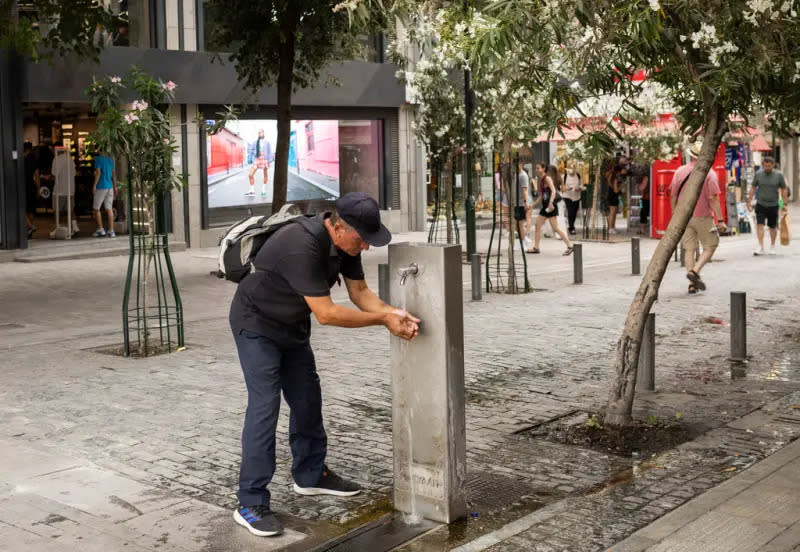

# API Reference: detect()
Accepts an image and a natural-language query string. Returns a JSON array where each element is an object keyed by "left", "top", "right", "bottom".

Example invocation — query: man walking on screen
[{"left": 247, "top": 129, "right": 272, "bottom": 197}]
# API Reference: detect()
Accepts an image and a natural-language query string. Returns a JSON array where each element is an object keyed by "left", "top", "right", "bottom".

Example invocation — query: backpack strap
[{"left": 293, "top": 214, "right": 331, "bottom": 256}]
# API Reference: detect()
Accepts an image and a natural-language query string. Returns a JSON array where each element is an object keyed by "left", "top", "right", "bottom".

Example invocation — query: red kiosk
[{"left": 650, "top": 143, "right": 730, "bottom": 239}]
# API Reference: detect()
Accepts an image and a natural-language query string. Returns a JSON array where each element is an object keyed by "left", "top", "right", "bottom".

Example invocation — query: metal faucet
[{"left": 398, "top": 263, "right": 419, "bottom": 286}]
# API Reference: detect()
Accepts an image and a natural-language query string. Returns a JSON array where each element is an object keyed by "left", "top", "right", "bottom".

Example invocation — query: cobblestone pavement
[{"left": 1, "top": 211, "right": 799, "bottom": 551}]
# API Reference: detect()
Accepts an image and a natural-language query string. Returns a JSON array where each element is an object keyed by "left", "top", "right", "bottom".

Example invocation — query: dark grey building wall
[{"left": 21, "top": 47, "right": 405, "bottom": 107}]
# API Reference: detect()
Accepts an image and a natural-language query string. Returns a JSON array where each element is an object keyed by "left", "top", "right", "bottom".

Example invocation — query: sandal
[
  {"left": 526, "top": 248, "right": 541, "bottom": 254},
  {"left": 562, "top": 247, "right": 574, "bottom": 256},
  {"left": 686, "top": 270, "right": 706, "bottom": 291},
  {"left": 688, "top": 284, "right": 697, "bottom": 294}
]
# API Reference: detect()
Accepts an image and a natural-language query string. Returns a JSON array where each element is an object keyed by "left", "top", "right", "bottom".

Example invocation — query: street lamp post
[{"left": 464, "top": 0, "right": 476, "bottom": 258}]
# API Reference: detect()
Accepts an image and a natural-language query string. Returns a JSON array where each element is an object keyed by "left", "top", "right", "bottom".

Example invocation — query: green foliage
[
  {"left": 199, "top": 105, "right": 242, "bottom": 136},
  {"left": 86, "top": 68, "right": 184, "bottom": 203},
  {"left": 462, "top": 0, "right": 800, "bottom": 148},
  {"left": 0, "top": 0, "right": 118, "bottom": 61},
  {"left": 585, "top": 413, "right": 603, "bottom": 429},
  {"left": 203, "top": 0, "right": 387, "bottom": 91}
]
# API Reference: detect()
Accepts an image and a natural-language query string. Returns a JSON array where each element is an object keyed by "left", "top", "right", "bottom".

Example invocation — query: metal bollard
[
  {"left": 730, "top": 291, "right": 747, "bottom": 361},
  {"left": 573, "top": 243, "right": 583, "bottom": 284},
  {"left": 378, "top": 263, "right": 390, "bottom": 303},
  {"left": 632, "top": 238, "right": 641, "bottom": 275},
  {"left": 471, "top": 254, "right": 482, "bottom": 301},
  {"left": 679, "top": 244, "right": 685, "bottom": 267},
  {"left": 674, "top": 247, "right": 678, "bottom": 262},
  {"left": 637, "top": 312, "right": 656, "bottom": 391}
]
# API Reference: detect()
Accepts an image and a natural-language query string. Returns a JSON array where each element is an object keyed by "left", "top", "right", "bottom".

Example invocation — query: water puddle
[
  {"left": 762, "top": 353, "right": 799, "bottom": 382},
  {"left": 587, "top": 460, "right": 667, "bottom": 495}
]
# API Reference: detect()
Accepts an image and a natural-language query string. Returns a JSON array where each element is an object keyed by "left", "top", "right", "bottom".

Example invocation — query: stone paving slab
[
  {"left": 0, "top": 439, "right": 306, "bottom": 551},
  {"left": 609, "top": 438, "right": 800, "bottom": 552},
  {"left": 646, "top": 510, "right": 784, "bottom": 552}
]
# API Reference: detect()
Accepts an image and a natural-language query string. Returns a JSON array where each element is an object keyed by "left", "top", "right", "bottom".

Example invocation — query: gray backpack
[{"left": 217, "top": 204, "right": 306, "bottom": 282}]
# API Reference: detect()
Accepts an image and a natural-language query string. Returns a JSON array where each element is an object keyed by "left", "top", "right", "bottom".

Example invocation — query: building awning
[
  {"left": 536, "top": 113, "right": 679, "bottom": 143},
  {"left": 749, "top": 135, "right": 772, "bottom": 151}
]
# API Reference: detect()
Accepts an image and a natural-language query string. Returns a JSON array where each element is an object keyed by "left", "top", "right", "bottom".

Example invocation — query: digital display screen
[{"left": 206, "top": 118, "right": 382, "bottom": 209}]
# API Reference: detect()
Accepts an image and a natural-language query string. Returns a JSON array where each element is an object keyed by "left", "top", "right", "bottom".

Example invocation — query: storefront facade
[{"left": 0, "top": 0, "right": 426, "bottom": 251}]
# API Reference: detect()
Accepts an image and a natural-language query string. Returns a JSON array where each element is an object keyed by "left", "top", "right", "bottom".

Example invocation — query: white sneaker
[
  {"left": 754, "top": 247, "right": 765, "bottom": 256},
  {"left": 71, "top": 220, "right": 80, "bottom": 234},
  {"left": 768, "top": 247, "right": 777, "bottom": 255},
  {"left": 608, "top": 228, "right": 617, "bottom": 235},
  {"left": 107, "top": 231, "right": 116, "bottom": 238}
]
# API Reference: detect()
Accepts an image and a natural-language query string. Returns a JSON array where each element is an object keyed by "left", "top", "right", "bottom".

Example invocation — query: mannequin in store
[{"left": 51, "top": 143, "right": 80, "bottom": 237}]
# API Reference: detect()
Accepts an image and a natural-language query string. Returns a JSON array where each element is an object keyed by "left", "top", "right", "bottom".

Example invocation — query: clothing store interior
[{"left": 22, "top": 103, "right": 123, "bottom": 242}]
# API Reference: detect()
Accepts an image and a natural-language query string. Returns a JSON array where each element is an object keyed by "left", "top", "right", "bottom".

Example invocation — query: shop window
[
  {"left": 199, "top": 2, "right": 384, "bottom": 62},
  {"left": 16, "top": 0, "right": 150, "bottom": 49},
  {"left": 203, "top": 117, "right": 384, "bottom": 217},
  {"left": 354, "top": 33, "right": 385, "bottom": 63}
]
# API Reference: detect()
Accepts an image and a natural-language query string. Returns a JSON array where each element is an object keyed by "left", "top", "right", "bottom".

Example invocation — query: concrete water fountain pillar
[{"left": 388, "top": 243, "right": 468, "bottom": 524}]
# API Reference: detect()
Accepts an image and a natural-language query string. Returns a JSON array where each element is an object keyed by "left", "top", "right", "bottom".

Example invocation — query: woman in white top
[{"left": 562, "top": 166, "right": 583, "bottom": 235}]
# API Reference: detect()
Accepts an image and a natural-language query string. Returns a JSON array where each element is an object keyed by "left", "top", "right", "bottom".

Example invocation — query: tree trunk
[
  {"left": 446, "top": 155, "right": 453, "bottom": 243},
  {"left": 505, "top": 148, "right": 517, "bottom": 292},
  {"left": 589, "top": 159, "right": 602, "bottom": 238},
  {"left": 272, "top": 26, "right": 296, "bottom": 212},
  {"left": 604, "top": 105, "right": 728, "bottom": 427}
]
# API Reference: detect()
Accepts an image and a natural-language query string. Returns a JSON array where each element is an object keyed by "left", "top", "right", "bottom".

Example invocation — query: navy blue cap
[{"left": 335, "top": 192, "right": 392, "bottom": 247}]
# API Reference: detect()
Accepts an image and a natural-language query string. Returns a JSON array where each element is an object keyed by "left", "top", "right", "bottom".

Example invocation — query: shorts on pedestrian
[
  {"left": 755, "top": 203, "right": 779, "bottom": 229},
  {"left": 683, "top": 216, "right": 719, "bottom": 251},
  {"left": 254, "top": 158, "right": 268, "bottom": 169},
  {"left": 93, "top": 188, "right": 114, "bottom": 211},
  {"left": 607, "top": 190, "right": 620, "bottom": 209},
  {"left": 539, "top": 204, "right": 559, "bottom": 218}
]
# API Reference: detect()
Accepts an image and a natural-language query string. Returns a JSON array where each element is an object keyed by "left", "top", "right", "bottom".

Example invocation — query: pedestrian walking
[
  {"left": 607, "top": 156, "right": 628, "bottom": 234},
  {"left": 638, "top": 174, "right": 650, "bottom": 234},
  {"left": 670, "top": 140, "right": 727, "bottom": 294},
  {"left": 747, "top": 156, "right": 789, "bottom": 255},
  {"left": 562, "top": 165, "right": 582, "bottom": 236},
  {"left": 517, "top": 164, "right": 532, "bottom": 249},
  {"left": 228, "top": 192, "right": 420, "bottom": 537},
  {"left": 527, "top": 163, "right": 574, "bottom": 256}
]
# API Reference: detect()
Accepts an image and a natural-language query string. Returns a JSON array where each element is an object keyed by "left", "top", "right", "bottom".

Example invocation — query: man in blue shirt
[{"left": 93, "top": 153, "right": 117, "bottom": 237}]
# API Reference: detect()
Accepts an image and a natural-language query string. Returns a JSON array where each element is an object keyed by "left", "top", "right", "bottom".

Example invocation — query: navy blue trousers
[{"left": 233, "top": 329, "right": 327, "bottom": 508}]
